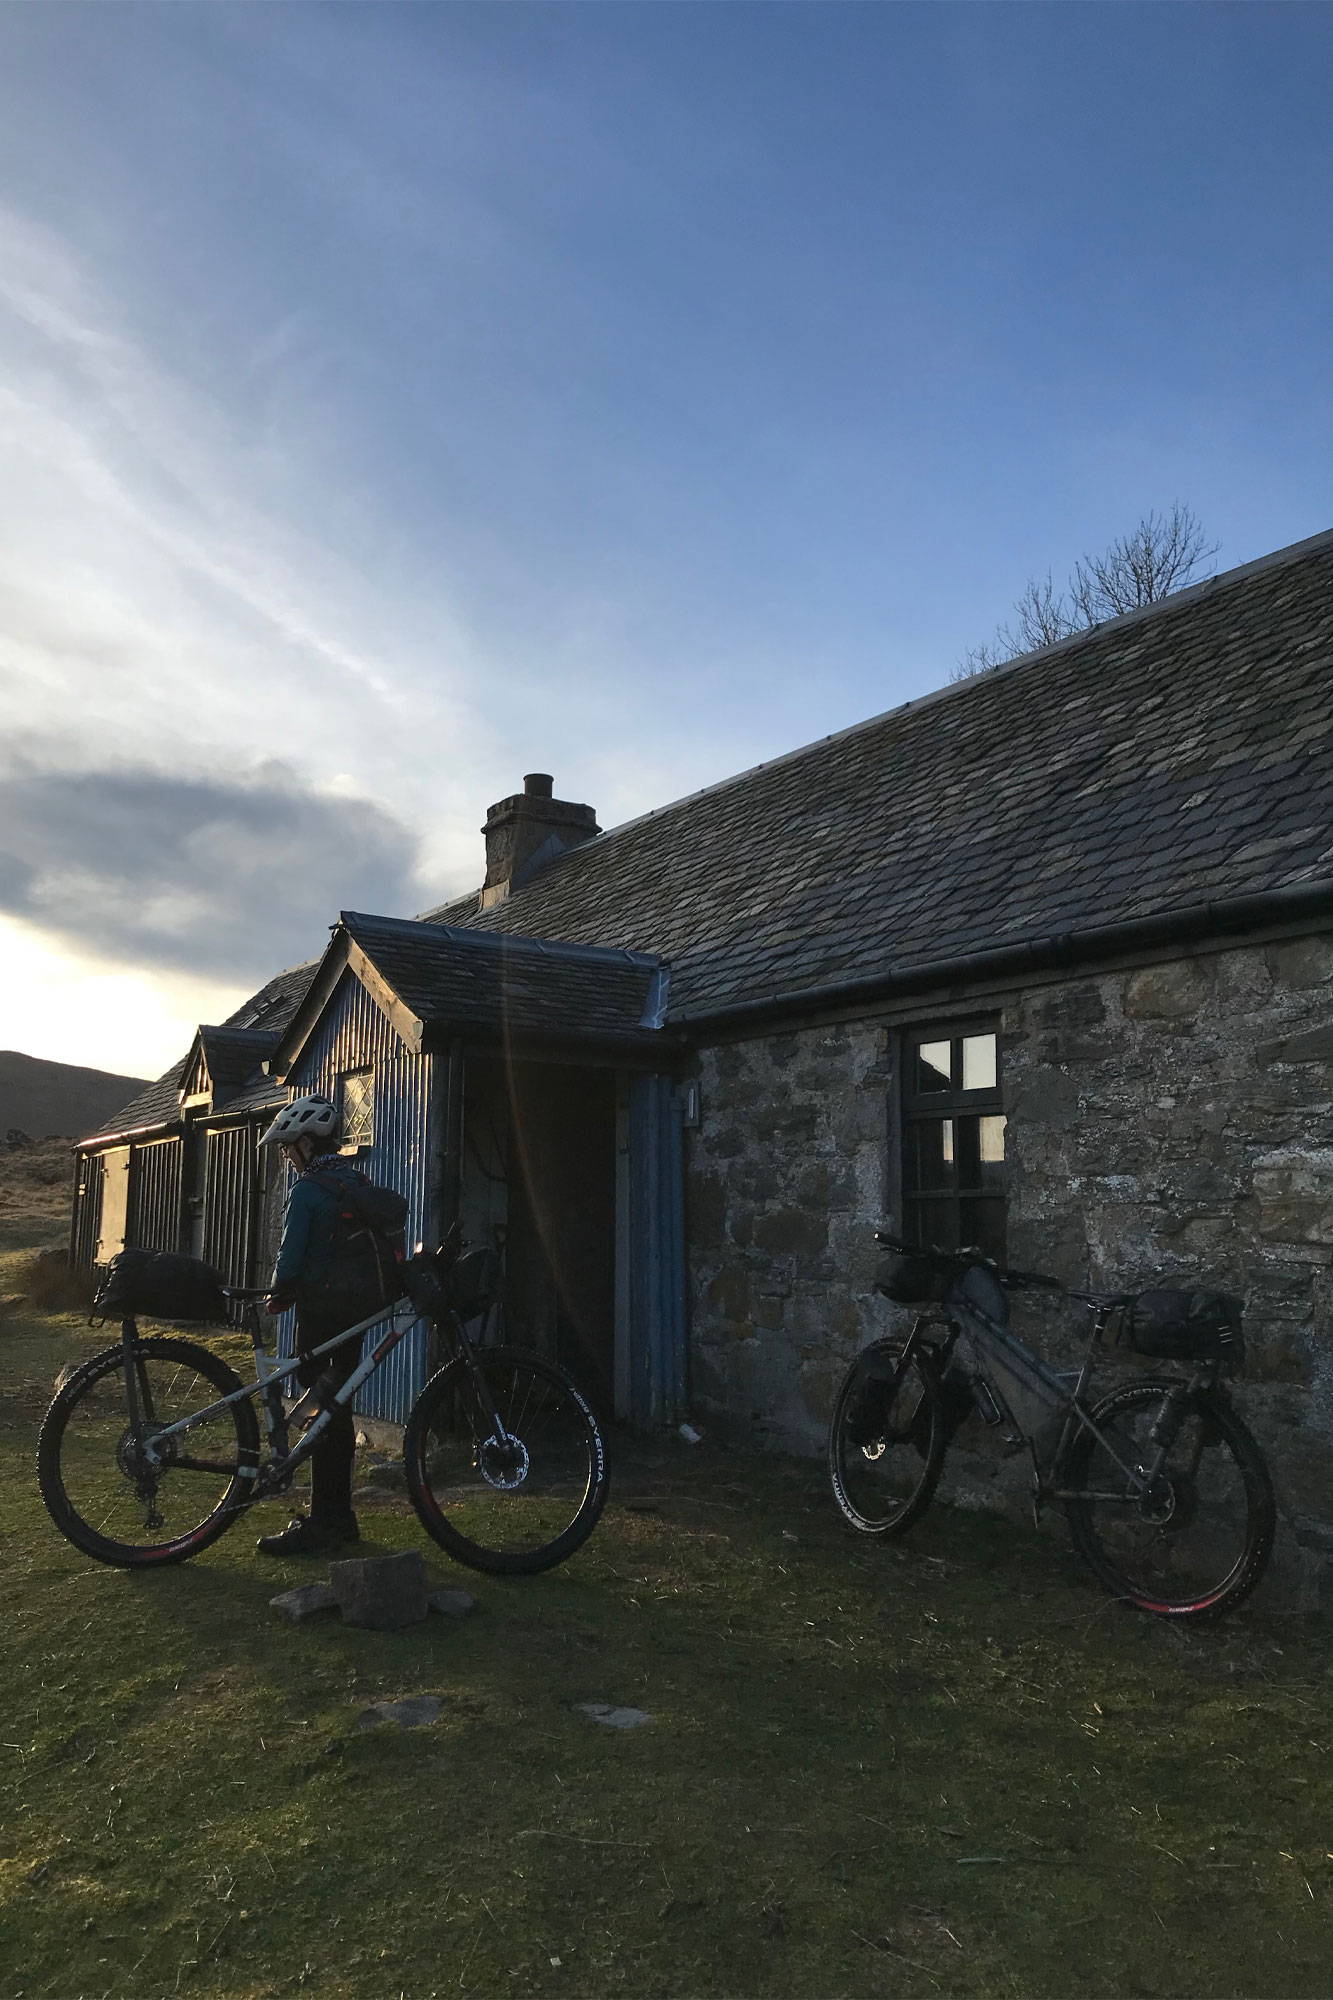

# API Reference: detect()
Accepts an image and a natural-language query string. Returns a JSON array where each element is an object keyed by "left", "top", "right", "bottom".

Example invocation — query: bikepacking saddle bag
[
  {"left": 1123, "top": 1289, "right": 1244, "bottom": 1374},
  {"left": 95, "top": 1249, "right": 228, "bottom": 1324},
  {"left": 303, "top": 1170, "right": 409, "bottom": 1311}
]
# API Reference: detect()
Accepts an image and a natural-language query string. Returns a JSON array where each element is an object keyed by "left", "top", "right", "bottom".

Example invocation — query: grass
[
  {"left": 0, "top": 1139, "right": 72, "bottom": 1256},
  {"left": 2, "top": 1276, "right": 1332, "bottom": 1996}
]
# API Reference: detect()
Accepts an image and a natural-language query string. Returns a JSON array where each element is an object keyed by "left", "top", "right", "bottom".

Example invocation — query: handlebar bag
[
  {"left": 448, "top": 1246, "right": 499, "bottom": 1318},
  {"left": 873, "top": 1249, "right": 949, "bottom": 1305},
  {"left": 95, "top": 1249, "right": 228, "bottom": 1324},
  {"left": 1126, "top": 1289, "right": 1244, "bottom": 1373}
]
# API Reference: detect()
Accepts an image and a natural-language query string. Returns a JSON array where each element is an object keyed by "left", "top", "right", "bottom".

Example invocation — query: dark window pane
[
  {"left": 915, "top": 1039, "right": 953, "bottom": 1093},
  {"left": 961, "top": 1034, "right": 998, "bottom": 1092},
  {"left": 906, "top": 1117, "right": 954, "bottom": 1192},
  {"left": 904, "top": 1197, "right": 960, "bottom": 1254},
  {"left": 959, "top": 1197, "right": 1006, "bottom": 1262},
  {"left": 955, "top": 1114, "right": 979, "bottom": 1190}
]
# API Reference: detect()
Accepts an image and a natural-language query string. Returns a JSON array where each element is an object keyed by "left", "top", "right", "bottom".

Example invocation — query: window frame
[
  {"left": 895, "top": 1019, "right": 1007, "bottom": 1260},
  {"left": 338, "top": 1068, "right": 376, "bottom": 1153}
]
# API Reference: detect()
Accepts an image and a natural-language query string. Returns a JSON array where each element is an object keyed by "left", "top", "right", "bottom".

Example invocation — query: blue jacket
[{"left": 271, "top": 1161, "right": 366, "bottom": 1297}]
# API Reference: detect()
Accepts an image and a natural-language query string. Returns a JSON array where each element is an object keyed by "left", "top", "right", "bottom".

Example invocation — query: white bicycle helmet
[{"left": 259, "top": 1094, "right": 341, "bottom": 1148}]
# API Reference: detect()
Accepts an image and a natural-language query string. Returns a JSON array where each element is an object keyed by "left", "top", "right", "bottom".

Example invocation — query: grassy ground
[{"left": 2, "top": 1280, "right": 1332, "bottom": 1998}]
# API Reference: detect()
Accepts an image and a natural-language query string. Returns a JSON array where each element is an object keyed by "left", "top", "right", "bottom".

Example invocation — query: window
[
  {"left": 340, "top": 1069, "right": 375, "bottom": 1149},
  {"left": 901, "top": 1026, "right": 1006, "bottom": 1260}
]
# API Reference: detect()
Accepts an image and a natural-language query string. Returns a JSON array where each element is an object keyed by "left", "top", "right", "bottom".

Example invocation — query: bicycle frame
[
  {"left": 118, "top": 1293, "right": 509, "bottom": 1501},
  {"left": 898, "top": 1289, "right": 1207, "bottom": 1510}
]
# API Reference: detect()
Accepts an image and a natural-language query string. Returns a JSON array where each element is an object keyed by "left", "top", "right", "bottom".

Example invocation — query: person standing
[{"left": 255, "top": 1094, "right": 383, "bottom": 1557}]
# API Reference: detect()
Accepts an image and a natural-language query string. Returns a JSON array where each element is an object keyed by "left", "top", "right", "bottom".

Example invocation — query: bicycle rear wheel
[
  {"left": 37, "top": 1336, "right": 259, "bottom": 1568},
  {"left": 828, "top": 1342, "right": 947, "bottom": 1537},
  {"left": 1063, "top": 1378, "right": 1275, "bottom": 1618},
  {"left": 404, "top": 1347, "right": 608, "bottom": 1575}
]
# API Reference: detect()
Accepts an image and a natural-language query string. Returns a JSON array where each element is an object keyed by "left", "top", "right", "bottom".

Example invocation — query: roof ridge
[
  {"left": 417, "top": 523, "right": 1333, "bottom": 918},
  {"left": 342, "top": 908, "right": 662, "bottom": 969}
]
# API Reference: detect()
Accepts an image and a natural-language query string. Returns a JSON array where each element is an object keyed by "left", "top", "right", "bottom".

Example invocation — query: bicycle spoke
[
  {"left": 39, "top": 1338, "right": 259, "bottom": 1569},
  {"left": 406, "top": 1349, "right": 608, "bottom": 1575}
]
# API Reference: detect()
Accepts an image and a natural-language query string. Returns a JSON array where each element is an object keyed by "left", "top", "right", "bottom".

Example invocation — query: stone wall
[
  {"left": 686, "top": 1020, "right": 890, "bottom": 1451},
  {"left": 685, "top": 932, "right": 1333, "bottom": 1610},
  {"left": 1004, "top": 932, "right": 1333, "bottom": 1609}
]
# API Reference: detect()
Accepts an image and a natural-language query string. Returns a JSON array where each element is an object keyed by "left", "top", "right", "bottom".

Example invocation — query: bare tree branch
[{"left": 954, "top": 504, "right": 1218, "bottom": 680}]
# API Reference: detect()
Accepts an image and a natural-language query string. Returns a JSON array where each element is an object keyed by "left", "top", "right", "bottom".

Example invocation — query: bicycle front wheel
[
  {"left": 37, "top": 1336, "right": 259, "bottom": 1569},
  {"left": 828, "top": 1342, "right": 947, "bottom": 1537},
  {"left": 404, "top": 1347, "right": 608, "bottom": 1574},
  {"left": 1063, "top": 1378, "right": 1275, "bottom": 1618}
]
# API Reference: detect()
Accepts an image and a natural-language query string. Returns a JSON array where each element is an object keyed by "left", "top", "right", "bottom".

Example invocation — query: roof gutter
[
  {"left": 670, "top": 878, "right": 1333, "bottom": 1033},
  {"left": 75, "top": 1117, "right": 177, "bottom": 1150}
]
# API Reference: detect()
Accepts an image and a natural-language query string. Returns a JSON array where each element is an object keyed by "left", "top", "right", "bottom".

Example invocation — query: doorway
[{"left": 461, "top": 1056, "right": 618, "bottom": 1412}]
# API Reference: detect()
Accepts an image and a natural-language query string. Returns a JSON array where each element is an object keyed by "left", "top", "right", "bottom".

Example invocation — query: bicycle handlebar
[
  {"left": 874, "top": 1230, "right": 1066, "bottom": 1294},
  {"left": 874, "top": 1231, "right": 1138, "bottom": 1311}
]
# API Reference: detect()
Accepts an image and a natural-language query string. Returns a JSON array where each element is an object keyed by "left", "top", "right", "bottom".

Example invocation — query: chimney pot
[{"left": 480, "top": 774, "right": 599, "bottom": 907}]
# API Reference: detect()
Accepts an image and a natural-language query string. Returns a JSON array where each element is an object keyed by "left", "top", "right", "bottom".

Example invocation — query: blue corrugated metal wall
[
  {"left": 285, "top": 971, "right": 435, "bottom": 1422},
  {"left": 627, "top": 1074, "right": 687, "bottom": 1428}
]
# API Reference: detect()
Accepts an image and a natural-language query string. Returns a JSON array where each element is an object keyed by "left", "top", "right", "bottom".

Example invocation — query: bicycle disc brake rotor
[
  {"left": 1137, "top": 1473, "right": 1195, "bottom": 1530},
  {"left": 476, "top": 1433, "right": 530, "bottom": 1491}
]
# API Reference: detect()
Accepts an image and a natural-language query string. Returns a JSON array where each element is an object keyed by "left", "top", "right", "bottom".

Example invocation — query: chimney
[{"left": 480, "top": 773, "right": 600, "bottom": 909}]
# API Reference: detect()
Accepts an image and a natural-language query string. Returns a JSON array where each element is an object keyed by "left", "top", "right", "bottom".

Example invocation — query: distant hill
[{"left": 0, "top": 1051, "right": 150, "bottom": 1142}]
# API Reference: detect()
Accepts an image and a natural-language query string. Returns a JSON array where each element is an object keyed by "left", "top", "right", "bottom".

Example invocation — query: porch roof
[{"left": 273, "top": 910, "right": 672, "bottom": 1076}]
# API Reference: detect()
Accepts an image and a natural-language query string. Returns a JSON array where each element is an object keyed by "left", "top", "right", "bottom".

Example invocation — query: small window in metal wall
[{"left": 340, "top": 1069, "right": 375, "bottom": 1149}]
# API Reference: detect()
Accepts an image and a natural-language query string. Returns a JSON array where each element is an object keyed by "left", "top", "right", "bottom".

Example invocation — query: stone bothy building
[{"left": 74, "top": 529, "right": 1333, "bottom": 1602}]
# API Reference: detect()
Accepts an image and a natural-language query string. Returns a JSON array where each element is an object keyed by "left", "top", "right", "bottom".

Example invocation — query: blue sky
[{"left": 0, "top": 2, "right": 1330, "bottom": 1075}]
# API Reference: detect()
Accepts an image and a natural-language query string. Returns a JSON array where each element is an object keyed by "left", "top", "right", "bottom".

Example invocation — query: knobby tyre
[
  {"left": 37, "top": 1335, "right": 259, "bottom": 1569},
  {"left": 404, "top": 1346, "right": 609, "bottom": 1575},
  {"left": 1062, "top": 1377, "right": 1275, "bottom": 1619},
  {"left": 828, "top": 1342, "right": 948, "bottom": 1537}
]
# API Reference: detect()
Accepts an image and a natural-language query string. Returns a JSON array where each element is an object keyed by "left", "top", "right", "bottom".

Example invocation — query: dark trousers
[{"left": 294, "top": 1304, "right": 366, "bottom": 1528}]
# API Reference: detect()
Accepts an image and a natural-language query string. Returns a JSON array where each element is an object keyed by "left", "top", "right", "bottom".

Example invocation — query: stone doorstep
[
  {"left": 271, "top": 1557, "right": 478, "bottom": 1629},
  {"left": 330, "top": 1549, "right": 429, "bottom": 1629},
  {"left": 269, "top": 1582, "right": 338, "bottom": 1623}
]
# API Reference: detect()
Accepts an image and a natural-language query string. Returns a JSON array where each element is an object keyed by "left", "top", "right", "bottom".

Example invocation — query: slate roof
[
  {"left": 78, "top": 1058, "right": 190, "bottom": 1146},
  {"left": 338, "top": 911, "right": 670, "bottom": 1050},
  {"left": 419, "top": 528, "right": 1333, "bottom": 1021},
  {"left": 78, "top": 960, "right": 319, "bottom": 1145},
  {"left": 199, "top": 1026, "right": 282, "bottom": 1090}
]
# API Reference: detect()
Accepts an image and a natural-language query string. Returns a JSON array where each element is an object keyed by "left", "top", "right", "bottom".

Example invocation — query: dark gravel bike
[
  {"left": 828, "top": 1234, "right": 1275, "bottom": 1620},
  {"left": 38, "top": 1237, "right": 608, "bottom": 1575}
]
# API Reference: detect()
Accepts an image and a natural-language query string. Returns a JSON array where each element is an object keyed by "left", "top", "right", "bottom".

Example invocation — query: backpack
[{"left": 303, "top": 1169, "right": 409, "bottom": 1312}]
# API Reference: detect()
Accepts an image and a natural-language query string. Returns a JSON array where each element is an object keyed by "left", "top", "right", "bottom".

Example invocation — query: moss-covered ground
[{"left": 2, "top": 1257, "right": 1331, "bottom": 1999}]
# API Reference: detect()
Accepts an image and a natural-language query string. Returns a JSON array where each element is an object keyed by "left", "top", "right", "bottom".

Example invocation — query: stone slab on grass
[
  {"left": 270, "top": 1583, "right": 338, "bottom": 1623},
  {"left": 329, "top": 1549, "right": 429, "bottom": 1630},
  {"left": 428, "top": 1589, "right": 477, "bottom": 1619},
  {"left": 576, "top": 1702, "right": 653, "bottom": 1730},
  {"left": 356, "top": 1695, "right": 442, "bottom": 1730}
]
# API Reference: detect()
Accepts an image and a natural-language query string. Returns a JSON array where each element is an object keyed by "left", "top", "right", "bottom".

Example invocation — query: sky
[{"left": 0, "top": 1, "right": 1330, "bottom": 1080}]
